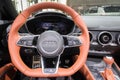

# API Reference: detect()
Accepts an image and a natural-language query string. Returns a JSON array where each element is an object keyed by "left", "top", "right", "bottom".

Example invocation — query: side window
[
  {"left": 89, "top": 8, "right": 98, "bottom": 13},
  {"left": 104, "top": 6, "right": 120, "bottom": 12},
  {"left": 84, "top": 9, "right": 89, "bottom": 14}
]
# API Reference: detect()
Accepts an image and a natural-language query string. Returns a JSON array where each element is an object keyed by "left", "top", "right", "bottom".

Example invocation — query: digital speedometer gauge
[{"left": 42, "top": 23, "right": 52, "bottom": 30}]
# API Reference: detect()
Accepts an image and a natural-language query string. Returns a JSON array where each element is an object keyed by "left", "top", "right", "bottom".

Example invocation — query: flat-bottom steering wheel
[{"left": 8, "top": 2, "right": 90, "bottom": 77}]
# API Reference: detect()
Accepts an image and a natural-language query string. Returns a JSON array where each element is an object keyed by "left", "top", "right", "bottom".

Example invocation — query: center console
[{"left": 80, "top": 56, "right": 120, "bottom": 80}]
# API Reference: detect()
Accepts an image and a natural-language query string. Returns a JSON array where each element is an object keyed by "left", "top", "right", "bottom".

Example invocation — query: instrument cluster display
[
  {"left": 34, "top": 22, "right": 67, "bottom": 34},
  {"left": 25, "top": 13, "right": 74, "bottom": 35}
]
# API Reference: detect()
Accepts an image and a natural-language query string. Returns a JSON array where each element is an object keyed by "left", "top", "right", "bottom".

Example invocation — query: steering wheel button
[
  {"left": 73, "top": 41, "right": 77, "bottom": 45},
  {"left": 75, "top": 40, "right": 81, "bottom": 45},
  {"left": 17, "top": 41, "right": 21, "bottom": 45},
  {"left": 17, "top": 40, "right": 26, "bottom": 45},
  {"left": 26, "top": 41, "right": 33, "bottom": 46},
  {"left": 44, "top": 68, "right": 56, "bottom": 74},
  {"left": 68, "top": 41, "right": 73, "bottom": 46}
]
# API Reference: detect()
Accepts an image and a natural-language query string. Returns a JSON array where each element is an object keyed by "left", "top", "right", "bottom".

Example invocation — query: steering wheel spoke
[
  {"left": 41, "top": 56, "right": 60, "bottom": 74},
  {"left": 17, "top": 35, "right": 39, "bottom": 48},
  {"left": 63, "top": 35, "right": 82, "bottom": 48}
]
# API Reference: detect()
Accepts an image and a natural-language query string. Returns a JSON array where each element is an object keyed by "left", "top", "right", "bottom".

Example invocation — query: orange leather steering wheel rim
[{"left": 8, "top": 2, "right": 89, "bottom": 77}]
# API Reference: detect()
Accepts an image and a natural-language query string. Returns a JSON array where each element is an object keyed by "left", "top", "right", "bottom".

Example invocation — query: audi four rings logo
[{"left": 42, "top": 40, "right": 58, "bottom": 49}]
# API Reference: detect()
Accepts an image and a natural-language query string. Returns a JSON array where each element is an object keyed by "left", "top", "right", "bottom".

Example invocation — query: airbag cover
[{"left": 37, "top": 31, "right": 64, "bottom": 58}]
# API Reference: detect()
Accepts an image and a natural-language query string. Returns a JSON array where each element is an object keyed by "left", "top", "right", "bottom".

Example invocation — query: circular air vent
[
  {"left": 98, "top": 31, "right": 112, "bottom": 45},
  {"left": 117, "top": 35, "right": 120, "bottom": 45},
  {"left": 89, "top": 31, "right": 93, "bottom": 42}
]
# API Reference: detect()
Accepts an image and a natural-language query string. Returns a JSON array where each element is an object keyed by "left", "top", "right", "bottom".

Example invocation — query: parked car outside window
[{"left": 84, "top": 5, "right": 120, "bottom": 16}]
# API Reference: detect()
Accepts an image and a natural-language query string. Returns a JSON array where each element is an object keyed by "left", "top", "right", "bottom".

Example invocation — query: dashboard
[
  {"left": 75, "top": 16, "right": 120, "bottom": 56},
  {"left": 1, "top": 12, "right": 120, "bottom": 57}
]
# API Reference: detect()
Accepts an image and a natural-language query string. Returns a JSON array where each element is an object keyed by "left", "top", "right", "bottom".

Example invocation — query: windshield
[{"left": 12, "top": 0, "right": 120, "bottom": 16}]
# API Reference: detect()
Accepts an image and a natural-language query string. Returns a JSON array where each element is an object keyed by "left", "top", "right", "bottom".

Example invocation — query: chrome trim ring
[
  {"left": 89, "top": 31, "right": 93, "bottom": 42},
  {"left": 98, "top": 31, "right": 113, "bottom": 45}
]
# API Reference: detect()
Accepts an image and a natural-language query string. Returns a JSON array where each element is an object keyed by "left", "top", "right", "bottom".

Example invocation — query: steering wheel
[{"left": 8, "top": 2, "right": 89, "bottom": 77}]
